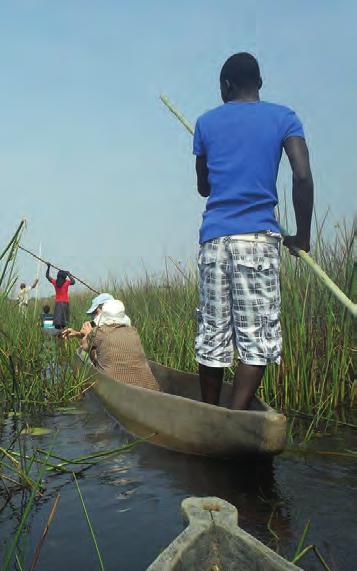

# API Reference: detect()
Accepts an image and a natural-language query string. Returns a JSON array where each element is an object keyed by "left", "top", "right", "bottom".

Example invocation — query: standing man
[
  {"left": 193, "top": 52, "right": 313, "bottom": 410},
  {"left": 17, "top": 279, "right": 39, "bottom": 314}
]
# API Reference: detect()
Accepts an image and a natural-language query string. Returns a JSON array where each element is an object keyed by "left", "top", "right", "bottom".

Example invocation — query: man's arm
[
  {"left": 65, "top": 271, "right": 75, "bottom": 285},
  {"left": 45, "top": 264, "right": 52, "bottom": 283},
  {"left": 61, "top": 328, "right": 82, "bottom": 339},
  {"left": 195, "top": 156, "right": 211, "bottom": 197},
  {"left": 283, "top": 137, "right": 314, "bottom": 253}
]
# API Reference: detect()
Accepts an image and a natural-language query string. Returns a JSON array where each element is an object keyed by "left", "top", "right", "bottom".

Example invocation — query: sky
[{"left": 0, "top": 0, "right": 355, "bottom": 295}]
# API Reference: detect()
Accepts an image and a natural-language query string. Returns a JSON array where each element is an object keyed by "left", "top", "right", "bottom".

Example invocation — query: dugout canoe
[
  {"left": 76, "top": 350, "right": 287, "bottom": 457},
  {"left": 147, "top": 496, "right": 302, "bottom": 570},
  {"left": 41, "top": 327, "right": 61, "bottom": 337}
]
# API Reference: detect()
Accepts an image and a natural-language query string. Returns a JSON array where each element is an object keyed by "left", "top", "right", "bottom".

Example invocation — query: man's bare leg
[
  {"left": 231, "top": 363, "right": 265, "bottom": 410},
  {"left": 199, "top": 363, "right": 224, "bottom": 405}
]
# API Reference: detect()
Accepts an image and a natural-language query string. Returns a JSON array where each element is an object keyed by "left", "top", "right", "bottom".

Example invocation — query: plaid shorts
[{"left": 195, "top": 236, "right": 282, "bottom": 367}]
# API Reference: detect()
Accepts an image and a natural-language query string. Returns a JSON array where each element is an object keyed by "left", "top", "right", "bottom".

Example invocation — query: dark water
[{"left": 1, "top": 396, "right": 356, "bottom": 571}]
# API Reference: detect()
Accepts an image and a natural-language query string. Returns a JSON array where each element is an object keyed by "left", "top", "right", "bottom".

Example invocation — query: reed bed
[
  {"left": 0, "top": 220, "right": 354, "bottom": 421},
  {"left": 0, "top": 224, "right": 90, "bottom": 412}
]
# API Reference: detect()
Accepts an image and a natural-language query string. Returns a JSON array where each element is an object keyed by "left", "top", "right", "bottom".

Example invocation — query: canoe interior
[
  {"left": 148, "top": 360, "right": 270, "bottom": 413},
  {"left": 76, "top": 350, "right": 287, "bottom": 456}
]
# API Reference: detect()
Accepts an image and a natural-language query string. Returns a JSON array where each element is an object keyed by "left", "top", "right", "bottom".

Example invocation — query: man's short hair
[
  {"left": 43, "top": 304, "right": 50, "bottom": 313},
  {"left": 220, "top": 52, "right": 261, "bottom": 90}
]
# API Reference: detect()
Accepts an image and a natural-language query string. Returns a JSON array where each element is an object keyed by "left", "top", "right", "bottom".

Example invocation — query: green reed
[
  {"left": 0, "top": 223, "right": 90, "bottom": 412},
  {"left": 0, "top": 305, "right": 89, "bottom": 410},
  {"left": 0, "top": 219, "right": 354, "bottom": 421}
]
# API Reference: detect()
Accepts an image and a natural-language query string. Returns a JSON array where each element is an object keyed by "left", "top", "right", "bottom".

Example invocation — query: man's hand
[
  {"left": 80, "top": 321, "right": 93, "bottom": 337},
  {"left": 62, "top": 328, "right": 81, "bottom": 339},
  {"left": 283, "top": 234, "right": 310, "bottom": 256}
]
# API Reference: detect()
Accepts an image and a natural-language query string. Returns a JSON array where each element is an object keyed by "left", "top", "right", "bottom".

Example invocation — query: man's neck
[{"left": 230, "top": 90, "right": 260, "bottom": 103}]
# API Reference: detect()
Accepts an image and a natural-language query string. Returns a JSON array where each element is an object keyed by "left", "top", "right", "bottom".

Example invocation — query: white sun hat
[{"left": 95, "top": 299, "right": 131, "bottom": 327}]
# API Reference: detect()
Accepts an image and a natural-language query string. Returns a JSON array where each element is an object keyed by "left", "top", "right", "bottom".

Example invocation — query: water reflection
[{"left": 1, "top": 393, "right": 356, "bottom": 571}]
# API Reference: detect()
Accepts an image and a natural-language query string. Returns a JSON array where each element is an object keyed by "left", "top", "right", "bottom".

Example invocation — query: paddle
[
  {"left": 18, "top": 245, "right": 100, "bottom": 294},
  {"left": 160, "top": 94, "right": 357, "bottom": 318}
]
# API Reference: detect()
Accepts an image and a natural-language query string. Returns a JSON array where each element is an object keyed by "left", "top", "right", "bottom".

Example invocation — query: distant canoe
[
  {"left": 147, "top": 496, "right": 302, "bottom": 570},
  {"left": 76, "top": 350, "right": 287, "bottom": 457},
  {"left": 42, "top": 328, "right": 61, "bottom": 337}
]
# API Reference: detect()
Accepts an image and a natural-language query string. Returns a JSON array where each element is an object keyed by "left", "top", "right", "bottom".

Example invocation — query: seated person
[
  {"left": 63, "top": 298, "right": 159, "bottom": 391},
  {"left": 62, "top": 292, "right": 114, "bottom": 337},
  {"left": 40, "top": 304, "right": 54, "bottom": 328}
]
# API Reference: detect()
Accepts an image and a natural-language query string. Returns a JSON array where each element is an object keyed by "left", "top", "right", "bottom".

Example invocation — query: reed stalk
[{"left": 73, "top": 474, "right": 106, "bottom": 571}]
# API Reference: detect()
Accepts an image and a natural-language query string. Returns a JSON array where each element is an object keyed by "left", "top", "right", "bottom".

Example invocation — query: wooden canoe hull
[
  {"left": 42, "top": 328, "right": 61, "bottom": 337},
  {"left": 76, "top": 351, "right": 287, "bottom": 457},
  {"left": 148, "top": 497, "right": 302, "bottom": 570}
]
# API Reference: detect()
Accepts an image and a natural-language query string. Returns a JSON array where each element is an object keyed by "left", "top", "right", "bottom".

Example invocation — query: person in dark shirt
[
  {"left": 40, "top": 304, "right": 54, "bottom": 328},
  {"left": 193, "top": 52, "right": 313, "bottom": 410}
]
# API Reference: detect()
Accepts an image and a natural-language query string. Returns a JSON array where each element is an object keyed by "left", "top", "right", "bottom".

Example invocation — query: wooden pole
[
  {"left": 18, "top": 245, "right": 100, "bottom": 294},
  {"left": 160, "top": 94, "right": 357, "bottom": 318},
  {"left": 33, "top": 242, "right": 41, "bottom": 315}
]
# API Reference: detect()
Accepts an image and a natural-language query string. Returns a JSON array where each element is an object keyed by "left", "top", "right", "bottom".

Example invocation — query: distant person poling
[
  {"left": 46, "top": 264, "right": 75, "bottom": 329},
  {"left": 16, "top": 278, "right": 39, "bottom": 313}
]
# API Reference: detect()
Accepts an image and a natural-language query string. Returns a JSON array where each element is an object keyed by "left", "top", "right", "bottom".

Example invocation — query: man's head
[
  {"left": 220, "top": 52, "right": 262, "bottom": 103},
  {"left": 56, "top": 270, "right": 67, "bottom": 288},
  {"left": 86, "top": 293, "right": 114, "bottom": 316},
  {"left": 43, "top": 304, "right": 51, "bottom": 314},
  {"left": 20, "top": 283, "right": 26, "bottom": 289}
]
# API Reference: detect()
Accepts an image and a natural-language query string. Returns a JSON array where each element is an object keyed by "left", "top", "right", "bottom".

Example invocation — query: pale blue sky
[{"left": 0, "top": 1, "right": 355, "bottom": 294}]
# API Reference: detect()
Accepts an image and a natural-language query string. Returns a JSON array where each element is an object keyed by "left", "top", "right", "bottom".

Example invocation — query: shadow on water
[
  {"left": 1, "top": 393, "right": 356, "bottom": 570},
  {"left": 131, "top": 441, "right": 286, "bottom": 529}
]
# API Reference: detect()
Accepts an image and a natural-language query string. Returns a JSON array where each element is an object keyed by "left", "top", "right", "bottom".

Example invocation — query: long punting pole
[
  {"left": 18, "top": 245, "right": 100, "bottom": 294},
  {"left": 160, "top": 94, "right": 357, "bottom": 318}
]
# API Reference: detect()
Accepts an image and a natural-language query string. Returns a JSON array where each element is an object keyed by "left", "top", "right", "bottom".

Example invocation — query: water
[{"left": 1, "top": 395, "right": 356, "bottom": 570}]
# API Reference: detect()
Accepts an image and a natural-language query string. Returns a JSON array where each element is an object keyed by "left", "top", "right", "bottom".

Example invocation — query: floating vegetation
[
  {"left": 55, "top": 406, "right": 87, "bottom": 415},
  {"left": 20, "top": 427, "right": 53, "bottom": 436}
]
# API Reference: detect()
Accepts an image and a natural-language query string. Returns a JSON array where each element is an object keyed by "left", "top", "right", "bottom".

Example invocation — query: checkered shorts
[{"left": 195, "top": 237, "right": 282, "bottom": 367}]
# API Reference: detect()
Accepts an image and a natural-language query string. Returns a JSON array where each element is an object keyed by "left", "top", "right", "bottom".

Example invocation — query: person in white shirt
[{"left": 17, "top": 279, "right": 39, "bottom": 313}]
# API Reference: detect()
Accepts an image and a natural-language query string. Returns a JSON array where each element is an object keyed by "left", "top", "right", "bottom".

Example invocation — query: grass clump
[{"left": 0, "top": 223, "right": 89, "bottom": 413}]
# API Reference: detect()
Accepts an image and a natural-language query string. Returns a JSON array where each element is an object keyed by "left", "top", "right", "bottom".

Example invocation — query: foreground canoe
[
  {"left": 76, "top": 350, "right": 287, "bottom": 457},
  {"left": 147, "top": 497, "right": 302, "bottom": 570}
]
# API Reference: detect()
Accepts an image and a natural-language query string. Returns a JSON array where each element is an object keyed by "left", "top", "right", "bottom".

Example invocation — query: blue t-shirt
[{"left": 193, "top": 101, "right": 305, "bottom": 244}]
